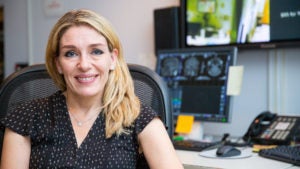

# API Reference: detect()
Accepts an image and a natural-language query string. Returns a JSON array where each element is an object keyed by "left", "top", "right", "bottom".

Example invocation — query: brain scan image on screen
[
  {"left": 183, "top": 56, "right": 200, "bottom": 77},
  {"left": 161, "top": 57, "right": 180, "bottom": 77},
  {"left": 206, "top": 56, "right": 224, "bottom": 78}
]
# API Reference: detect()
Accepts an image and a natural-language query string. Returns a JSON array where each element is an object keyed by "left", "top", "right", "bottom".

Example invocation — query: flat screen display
[
  {"left": 181, "top": 0, "right": 300, "bottom": 48},
  {"left": 155, "top": 46, "right": 237, "bottom": 123}
]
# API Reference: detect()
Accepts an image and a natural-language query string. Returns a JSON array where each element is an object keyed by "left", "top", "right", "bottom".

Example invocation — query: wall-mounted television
[{"left": 181, "top": 0, "right": 300, "bottom": 49}]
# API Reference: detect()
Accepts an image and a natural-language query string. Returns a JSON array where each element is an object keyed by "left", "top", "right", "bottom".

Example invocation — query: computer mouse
[{"left": 216, "top": 145, "right": 241, "bottom": 157}]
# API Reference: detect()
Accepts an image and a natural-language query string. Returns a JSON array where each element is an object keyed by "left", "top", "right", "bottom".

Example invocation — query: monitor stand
[{"left": 186, "top": 121, "right": 204, "bottom": 141}]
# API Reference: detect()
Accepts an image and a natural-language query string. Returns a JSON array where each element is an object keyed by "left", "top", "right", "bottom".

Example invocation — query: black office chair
[{"left": 0, "top": 63, "right": 173, "bottom": 168}]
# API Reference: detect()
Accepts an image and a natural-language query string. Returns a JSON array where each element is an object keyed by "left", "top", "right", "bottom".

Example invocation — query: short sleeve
[{"left": 135, "top": 105, "right": 158, "bottom": 135}]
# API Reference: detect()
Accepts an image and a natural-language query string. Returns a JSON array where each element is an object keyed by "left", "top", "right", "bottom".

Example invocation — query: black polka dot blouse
[{"left": 1, "top": 91, "right": 157, "bottom": 169}]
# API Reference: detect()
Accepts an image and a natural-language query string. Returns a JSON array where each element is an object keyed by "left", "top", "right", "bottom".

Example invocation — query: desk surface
[{"left": 176, "top": 147, "right": 300, "bottom": 169}]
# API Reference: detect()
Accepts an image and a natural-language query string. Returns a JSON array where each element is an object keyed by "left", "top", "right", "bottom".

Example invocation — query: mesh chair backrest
[
  {"left": 0, "top": 65, "right": 59, "bottom": 118},
  {"left": 128, "top": 64, "right": 173, "bottom": 137}
]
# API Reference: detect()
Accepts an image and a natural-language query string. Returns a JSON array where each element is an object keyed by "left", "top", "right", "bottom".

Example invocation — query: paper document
[{"left": 227, "top": 66, "right": 244, "bottom": 96}]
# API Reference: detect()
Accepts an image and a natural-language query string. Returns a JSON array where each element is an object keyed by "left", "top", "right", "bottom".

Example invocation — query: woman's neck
[{"left": 64, "top": 91, "right": 103, "bottom": 116}]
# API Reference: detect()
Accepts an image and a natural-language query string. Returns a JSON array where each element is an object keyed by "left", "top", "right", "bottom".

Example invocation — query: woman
[{"left": 1, "top": 9, "right": 183, "bottom": 169}]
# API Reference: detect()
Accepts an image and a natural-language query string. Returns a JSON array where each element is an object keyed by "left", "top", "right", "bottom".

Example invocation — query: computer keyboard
[
  {"left": 259, "top": 145, "right": 300, "bottom": 166},
  {"left": 173, "top": 140, "right": 222, "bottom": 152}
]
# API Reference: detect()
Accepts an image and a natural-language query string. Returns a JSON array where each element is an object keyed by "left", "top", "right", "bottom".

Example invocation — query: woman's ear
[
  {"left": 55, "top": 58, "right": 63, "bottom": 74},
  {"left": 110, "top": 49, "right": 118, "bottom": 70}
]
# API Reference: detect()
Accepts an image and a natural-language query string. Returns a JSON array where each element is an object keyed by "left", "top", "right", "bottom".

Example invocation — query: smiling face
[{"left": 56, "top": 25, "right": 117, "bottom": 99}]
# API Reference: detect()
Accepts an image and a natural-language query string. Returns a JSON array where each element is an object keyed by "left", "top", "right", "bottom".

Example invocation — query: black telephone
[{"left": 243, "top": 111, "right": 300, "bottom": 145}]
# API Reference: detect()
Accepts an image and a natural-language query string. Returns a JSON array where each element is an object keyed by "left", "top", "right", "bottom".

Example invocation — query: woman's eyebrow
[
  {"left": 89, "top": 43, "right": 106, "bottom": 48},
  {"left": 60, "top": 43, "right": 106, "bottom": 50}
]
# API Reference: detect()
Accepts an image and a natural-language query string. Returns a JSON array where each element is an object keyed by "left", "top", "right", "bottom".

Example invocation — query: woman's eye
[
  {"left": 91, "top": 49, "right": 104, "bottom": 55},
  {"left": 64, "top": 51, "right": 77, "bottom": 57}
]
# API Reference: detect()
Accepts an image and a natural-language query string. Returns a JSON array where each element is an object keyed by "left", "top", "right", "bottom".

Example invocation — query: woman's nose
[{"left": 77, "top": 54, "right": 91, "bottom": 71}]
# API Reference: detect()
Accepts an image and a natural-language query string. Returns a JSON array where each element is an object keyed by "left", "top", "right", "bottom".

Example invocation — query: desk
[{"left": 176, "top": 147, "right": 300, "bottom": 169}]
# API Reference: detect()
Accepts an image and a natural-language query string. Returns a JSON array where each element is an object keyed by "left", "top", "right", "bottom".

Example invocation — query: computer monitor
[{"left": 155, "top": 46, "right": 237, "bottom": 123}]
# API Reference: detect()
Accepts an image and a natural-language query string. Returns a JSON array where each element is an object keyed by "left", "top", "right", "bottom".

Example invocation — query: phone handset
[{"left": 243, "top": 111, "right": 277, "bottom": 145}]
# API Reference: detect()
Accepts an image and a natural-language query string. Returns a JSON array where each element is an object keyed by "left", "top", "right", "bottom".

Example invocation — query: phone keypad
[{"left": 260, "top": 117, "right": 297, "bottom": 141}]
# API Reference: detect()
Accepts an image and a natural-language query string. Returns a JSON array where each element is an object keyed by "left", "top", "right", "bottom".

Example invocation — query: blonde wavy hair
[{"left": 45, "top": 9, "right": 140, "bottom": 138}]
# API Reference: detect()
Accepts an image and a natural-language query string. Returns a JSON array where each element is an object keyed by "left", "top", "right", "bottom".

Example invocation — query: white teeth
[{"left": 77, "top": 77, "right": 94, "bottom": 82}]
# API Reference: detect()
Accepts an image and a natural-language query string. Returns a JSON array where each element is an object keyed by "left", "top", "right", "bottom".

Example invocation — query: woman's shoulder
[
  {"left": 134, "top": 105, "right": 158, "bottom": 134},
  {"left": 139, "top": 105, "right": 157, "bottom": 118}
]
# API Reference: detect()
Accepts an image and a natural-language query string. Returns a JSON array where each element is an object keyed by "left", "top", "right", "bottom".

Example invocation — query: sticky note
[
  {"left": 175, "top": 115, "right": 194, "bottom": 134},
  {"left": 227, "top": 66, "right": 244, "bottom": 96}
]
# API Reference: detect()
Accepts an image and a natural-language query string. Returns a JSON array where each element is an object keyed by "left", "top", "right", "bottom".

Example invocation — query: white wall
[
  {"left": 3, "top": 0, "right": 300, "bottom": 138},
  {"left": 4, "top": 0, "right": 29, "bottom": 72}
]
